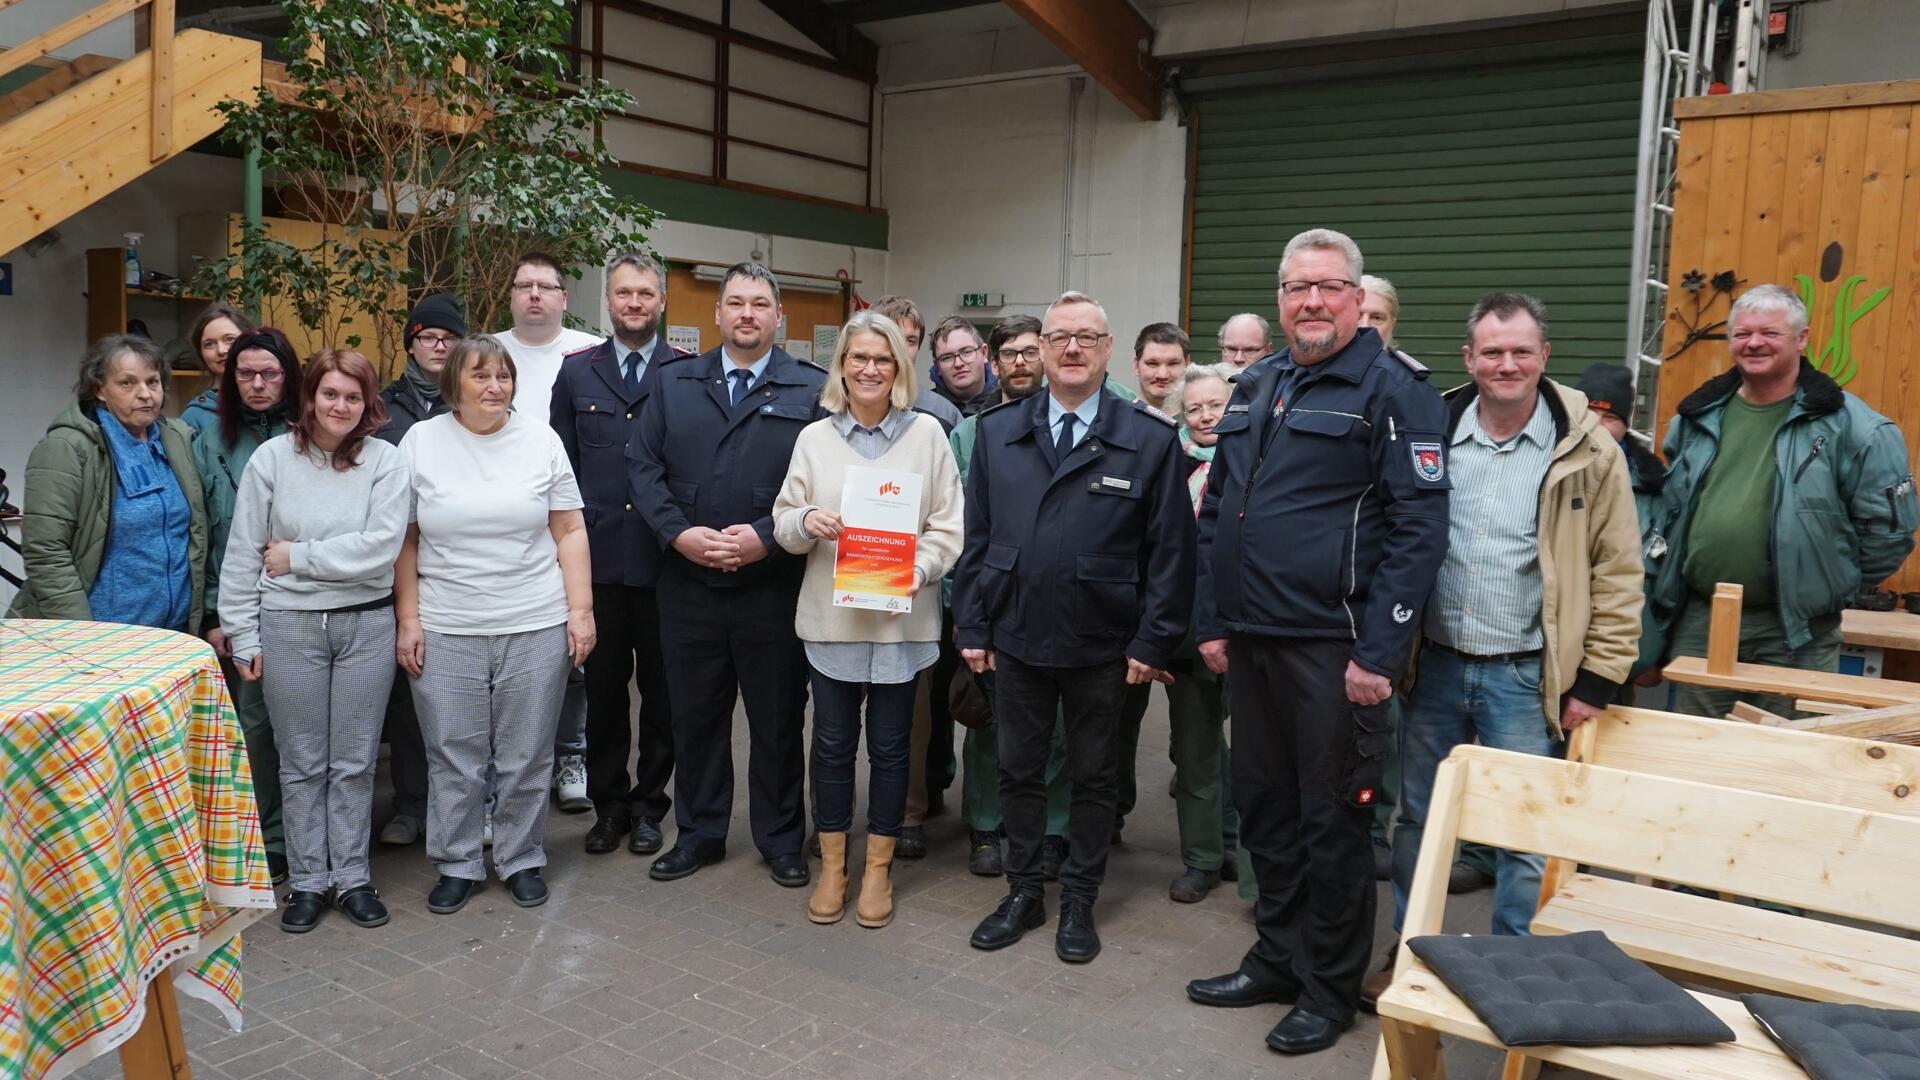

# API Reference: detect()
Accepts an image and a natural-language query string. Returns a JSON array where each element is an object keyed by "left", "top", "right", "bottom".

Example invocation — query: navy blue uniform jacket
[
  {"left": 1196, "top": 327, "right": 1450, "bottom": 681},
  {"left": 625, "top": 346, "right": 827, "bottom": 590},
  {"left": 952, "top": 386, "right": 1196, "bottom": 670},
  {"left": 551, "top": 335, "right": 688, "bottom": 587}
]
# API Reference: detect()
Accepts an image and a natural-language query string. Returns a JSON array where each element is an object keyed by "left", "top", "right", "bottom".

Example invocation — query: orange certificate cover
[{"left": 832, "top": 466, "right": 922, "bottom": 612}]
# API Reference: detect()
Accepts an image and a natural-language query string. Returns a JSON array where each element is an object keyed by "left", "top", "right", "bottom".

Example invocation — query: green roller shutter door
[{"left": 1188, "top": 53, "right": 1641, "bottom": 386}]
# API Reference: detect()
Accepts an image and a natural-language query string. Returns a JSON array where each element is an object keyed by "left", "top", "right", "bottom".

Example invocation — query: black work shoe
[
  {"left": 1055, "top": 899, "right": 1100, "bottom": 963},
  {"left": 768, "top": 853, "right": 810, "bottom": 888},
  {"left": 628, "top": 817, "right": 663, "bottom": 855},
  {"left": 335, "top": 885, "right": 389, "bottom": 928},
  {"left": 1186, "top": 969, "right": 1299, "bottom": 1008},
  {"left": 1264, "top": 1006, "right": 1351, "bottom": 1055},
  {"left": 970, "top": 892, "right": 1046, "bottom": 951},
  {"left": 584, "top": 815, "right": 631, "bottom": 855},
  {"left": 1169, "top": 866, "right": 1222, "bottom": 904},
  {"left": 968, "top": 830, "right": 1004, "bottom": 876},
  {"left": 895, "top": 825, "right": 928, "bottom": 860},
  {"left": 1039, "top": 835, "right": 1066, "bottom": 881},
  {"left": 280, "top": 890, "right": 327, "bottom": 933},
  {"left": 506, "top": 868, "right": 549, "bottom": 908},
  {"left": 1220, "top": 847, "right": 1240, "bottom": 882},
  {"left": 1447, "top": 860, "right": 1495, "bottom": 895},
  {"left": 426, "top": 875, "right": 480, "bottom": 914},
  {"left": 650, "top": 846, "right": 720, "bottom": 881},
  {"left": 267, "top": 851, "right": 289, "bottom": 885}
]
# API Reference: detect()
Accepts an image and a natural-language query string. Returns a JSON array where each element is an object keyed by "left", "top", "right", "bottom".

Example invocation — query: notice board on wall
[{"left": 664, "top": 263, "right": 851, "bottom": 360}]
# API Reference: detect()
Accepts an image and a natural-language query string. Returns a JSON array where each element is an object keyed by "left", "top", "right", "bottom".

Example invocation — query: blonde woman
[{"left": 773, "top": 312, "right": 964, "bottom": 928}]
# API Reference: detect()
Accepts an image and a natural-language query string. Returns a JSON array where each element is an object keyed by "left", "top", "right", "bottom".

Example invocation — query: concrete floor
[{"left": 78, "top": 695, "right": 1549, "bottom": 1080}]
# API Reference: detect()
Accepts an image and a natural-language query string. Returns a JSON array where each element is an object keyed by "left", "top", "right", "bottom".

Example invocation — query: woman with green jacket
[
  {"left": 8, "top": 336, "right": 208, "bottom": 631},
  {"left": 194, "top": 327, "right": 302, "bottom": 883}
]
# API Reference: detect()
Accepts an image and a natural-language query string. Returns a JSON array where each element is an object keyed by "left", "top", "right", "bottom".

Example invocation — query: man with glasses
[
  {"left": 373, "top": 292, "right": 467, "bottom": 846},
  {"left": 1185, "top": 229, "right": 1449, "bottom": 1056},
  {"left": 1217, "top": 312, "right": 1274, "bottom": 370},
  {"left": 947, "top": 314, "right": 1074, "bottom": 878},
  {"left": 928, "top": 316, "right": 996, "bottom": 416},
  {"left": 955, "top": 291, "right": 1195, "bottom": 965},
  {"left": 550, "top": 253, "right": 688, "bottom": 860},
  {"left": 494, "top": 252, "right": 602, "bottom": 813}
]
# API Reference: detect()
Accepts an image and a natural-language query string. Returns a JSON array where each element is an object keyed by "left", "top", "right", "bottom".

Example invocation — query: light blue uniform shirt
[
  {"left": 1046, "top": 392, "right": 1100, "bottom": 451},
  {"left": 1426, "top": 394, "right": 1554, "bottom": 655}
]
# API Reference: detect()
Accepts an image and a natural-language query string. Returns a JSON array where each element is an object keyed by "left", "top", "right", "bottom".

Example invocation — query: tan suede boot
[
  {"left": 808, "top": 832, "right": 848, "bottom": 924},
  {"left": 856, "top": 835, "right": 896, "bottom": 928}
]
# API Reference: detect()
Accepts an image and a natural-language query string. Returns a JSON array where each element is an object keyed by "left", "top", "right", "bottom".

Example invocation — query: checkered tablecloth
[{"left": 0, "top": 619, "right": 276, "bottom": 1080}]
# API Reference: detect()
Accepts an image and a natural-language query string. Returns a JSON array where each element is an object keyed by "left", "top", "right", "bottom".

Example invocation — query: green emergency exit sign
[{"left": 960, "top": 292, "right": 1003, "bottom": 308}]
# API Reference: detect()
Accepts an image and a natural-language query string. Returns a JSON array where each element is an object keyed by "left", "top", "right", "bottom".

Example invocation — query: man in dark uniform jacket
[
  {"left": 627, "top": 262, "right": 826, "bottom": 888},
  {"left": 551, "top": 253, "right": 687, "bottom": 859},
  {"left": 372, "top": 291, "right": 464, "bottom": 846},
  {"left": 1184, "top": 230, "right": 1450, "bottom": 1056},
  {"left": 953, "top": 290, "right": 1195, "bottom": 965}
]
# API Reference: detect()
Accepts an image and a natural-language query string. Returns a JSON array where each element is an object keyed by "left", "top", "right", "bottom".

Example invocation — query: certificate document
[{"left": 832, "top": 465, "right": 923, "bottom": 612}]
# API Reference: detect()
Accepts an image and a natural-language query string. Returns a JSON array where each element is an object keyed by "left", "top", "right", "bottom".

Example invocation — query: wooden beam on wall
[
  {"left": 1001, "top": 0, "right": 1163, "bottom": 121},
  {"left": 757, "top": 0, "right": 878, "bottom": 79}
]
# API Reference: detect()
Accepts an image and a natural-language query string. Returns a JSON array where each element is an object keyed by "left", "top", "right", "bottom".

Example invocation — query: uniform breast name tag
[{"left": 1099, "top": 476, "right": 1132, "bottom": 491}]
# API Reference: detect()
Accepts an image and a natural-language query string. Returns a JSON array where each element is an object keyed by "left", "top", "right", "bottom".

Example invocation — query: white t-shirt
[
  {"left": 401, "top": 411, "right": 584, "bottom": 635},
  {"left": 494, "top": 326, "right": 601, "bottom": 428}
]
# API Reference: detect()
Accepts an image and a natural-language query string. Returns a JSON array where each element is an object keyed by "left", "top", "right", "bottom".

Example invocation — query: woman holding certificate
[{"left": 773, "top": 311, "right": 964, "bottom": 929}]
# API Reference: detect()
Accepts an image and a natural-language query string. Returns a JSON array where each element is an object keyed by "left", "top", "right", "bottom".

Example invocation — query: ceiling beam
[
  {"left": 1001, "top": 0, "right": 1162, "bottom": 121},
  {"left": 757, "top": 0, "right": 879, "bottom": 79}
]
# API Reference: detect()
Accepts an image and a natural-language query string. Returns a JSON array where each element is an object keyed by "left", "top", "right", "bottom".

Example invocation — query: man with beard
[
  {"left": 551, "top": 253, "right": 686, "bottom": 858},
  {"left": 628, "top": 262, "right": 825, "bottom": 887},
  {"left": 948, "top": 314, "right": 1074, "bottom": 877},
  {"left": 1186, "top": 229, "right": 1449, "bottom": 1056}
]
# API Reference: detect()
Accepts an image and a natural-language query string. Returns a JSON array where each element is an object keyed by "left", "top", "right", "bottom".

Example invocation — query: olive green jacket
[{"left": 7, "top": 399, "right": 209, "bottom": 628}]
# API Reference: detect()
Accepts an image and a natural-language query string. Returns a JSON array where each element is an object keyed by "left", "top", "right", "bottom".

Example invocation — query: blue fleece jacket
[{"left": 90, "top": 410, "right": 193, "bottom": 631}]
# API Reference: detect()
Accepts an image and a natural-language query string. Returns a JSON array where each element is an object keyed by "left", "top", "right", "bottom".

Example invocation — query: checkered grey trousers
[
  {"left": 408, "top": 625, "right": 570, "bottom": 881},
  {"left": 258, "top": 607, "right": 398, "bottom": 894}
]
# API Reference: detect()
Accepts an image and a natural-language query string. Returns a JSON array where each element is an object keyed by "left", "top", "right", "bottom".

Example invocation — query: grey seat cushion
[
  {"left": 1745, "top": 993, "right": 1920, "bottom": 1080},
  {"left": 1405, "top": 931, "right": 1736, "bottom": 1048}
]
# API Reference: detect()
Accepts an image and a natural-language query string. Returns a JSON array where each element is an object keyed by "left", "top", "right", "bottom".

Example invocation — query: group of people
[{"left": 10, "top": 225, "right": 1917, "bottom": 1060}]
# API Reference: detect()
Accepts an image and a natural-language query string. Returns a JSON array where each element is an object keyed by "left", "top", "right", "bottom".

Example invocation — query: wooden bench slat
[
  {"left": 1533, "top": 874, "right": 1920, "bottom": 1011},
  {"left": 1377, "top": 957, "right": 1809, "bottom": 1080}
]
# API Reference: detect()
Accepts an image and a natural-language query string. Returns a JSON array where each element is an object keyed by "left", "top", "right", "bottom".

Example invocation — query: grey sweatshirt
[{"left": 218, "top": 433, "right": 411, "bottom": 661}]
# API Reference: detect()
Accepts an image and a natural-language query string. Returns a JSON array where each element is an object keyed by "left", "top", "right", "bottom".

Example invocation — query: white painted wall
[{"left": 877, "top": 74, "right": 1186, "bottom": 376}]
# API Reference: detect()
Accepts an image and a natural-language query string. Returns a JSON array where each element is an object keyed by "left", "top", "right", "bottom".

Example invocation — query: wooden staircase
[{"left": 0, "top": 0, "right": 261, "bottom": 255}]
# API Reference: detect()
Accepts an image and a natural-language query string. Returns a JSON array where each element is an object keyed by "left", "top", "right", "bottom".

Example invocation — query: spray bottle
[{"left": 123, "top": 232, "right": 143, "bottom": 288}]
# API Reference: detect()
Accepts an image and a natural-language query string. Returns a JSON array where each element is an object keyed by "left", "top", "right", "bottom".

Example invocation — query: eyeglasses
[
  {"left": 1220, "top": 345, "right": 1267, "bottom": 358},
  {"left": 1280, "top": 278, "right": 1357, "bottom": 299},
  {"left": 511, "top": 282, "right": 565, "bottom": 296},
  {"left": 934, "top": 343, "right": 984, "bottom": 365},
  {"left": 1041, "top": 331, "right": 1110, "bottom": 350},
  {"left": 413, "top": 334, "right": 458, "bottom": 350},
  {"left": 845, "top": 354, "right": 898, "bottom": 372},
  {"left": 997, "top": 346, "right": 1042, "bottom": 363},
  {"left": 235, "top": 368, "right": 284, "bottom": 384}
]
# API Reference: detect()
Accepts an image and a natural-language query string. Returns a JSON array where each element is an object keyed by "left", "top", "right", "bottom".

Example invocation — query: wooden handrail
[
  {"left": 0, "top": 0, "right": 180, "bottom": 165},
  {"left": 0, "top": 0, "right": 148, "bottom": 81}
]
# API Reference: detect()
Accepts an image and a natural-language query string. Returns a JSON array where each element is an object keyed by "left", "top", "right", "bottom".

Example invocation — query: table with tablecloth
[{"left": 0, "top": 619, "right": 276, "bottom": 1080}]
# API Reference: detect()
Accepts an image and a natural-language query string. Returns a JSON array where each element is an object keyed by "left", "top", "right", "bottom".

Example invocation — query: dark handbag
[{"left": 948, "top": 666, "right": 993, "bottom": 730}]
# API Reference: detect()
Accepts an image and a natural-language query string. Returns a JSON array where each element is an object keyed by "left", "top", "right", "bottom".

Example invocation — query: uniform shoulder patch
[
  {"left": 1389, "top": 348, "right": 1430, "bottom": 377},
  {"left": 562, "top": 342, "right": 601, "bottom": 359},
  {"left": 799, "top": 357, "right": 829, "bottom": 373},
  {"left": 1131, "top": 399, "right": 1178, "bottom": 426},
  {"left": 977, "top": 395, "right": 1024, "bottom": 418}
]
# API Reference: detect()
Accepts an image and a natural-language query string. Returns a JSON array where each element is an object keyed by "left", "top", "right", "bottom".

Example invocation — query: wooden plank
[
  {"left": 1377, "top": 954, "right": 1809, "bottom": 1080},
  {"left": 1451, "top": 747, "right": 1920, "bottom": 923},
  {"left": 1534, "top": 874, "right": 1920, "bottom": 1010},
  {"left": 1001, "top": 0, "right": 1163, "bottom": 122},
  {"left": 0, "top": 54, "right": 118, "bottom": 123},
  {"left": 1587, "top": 706, "right": 1920, "bottom": 815},
  {"left": 1882, "top": 104, "right": 1920, "bottom": 595},
  {"left": 1676, "top": 78, "right": 1920, "bottom": 119},
  {"left": 1828, "top": 103, "right": 1909, "bottom": 404},
  {"left": 0, "top": 0, "right": 148, "bottom": 82},
  {"left": 116, "top": 967, "right": 192, "bottom": 1080},
  {"left": 1728, "top": 701, "right": 1788, "bottom": 725},
  {"left": 1706, "top": 582, "right": 1743, "bottom": 674},
  {"left": 1664, "top": 655, "right": 1920, "bottom": 707},
  {"left": 1784, "top": 700, "right": 1920, "bottom": 744},
  {"left": 1653, "top": 114, "right": 1717, "bottom": 436},
  {"left": 1776, "top": 108, "right": 1833, "bottom": 301},
  {"left": 1815, "top": 108, "right": 1871, "bottom": 355},
  {"left": 1795, "top": 698, "right": 1861, "bottom": 715},
  {"left": 1844, "top": 609, "right": 1920, "bottom": 651},
  {"left": 1699, "top": 117, "right": 1753, "bottom": 315},
  {"left": 1740, "top": 112, "right": 1791, "bottom": 286},
  {"left": 150, "top": 0, "right": 174, "bottom": 162}
]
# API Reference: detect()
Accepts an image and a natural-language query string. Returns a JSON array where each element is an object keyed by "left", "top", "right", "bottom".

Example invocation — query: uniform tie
[
  {"left": 729, "top": 368, "right": 753, "bottom": 406},
  {"left": 623, "top": 354, "right": 641, "bottom": 396},
  {"left": 1054, "top": 413, "right": 1078, "bottom": 462}
]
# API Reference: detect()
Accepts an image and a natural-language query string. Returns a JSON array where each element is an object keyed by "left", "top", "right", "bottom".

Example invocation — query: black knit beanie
[{"left": 404, "top": 293, "right": 468, "bottom": 348}]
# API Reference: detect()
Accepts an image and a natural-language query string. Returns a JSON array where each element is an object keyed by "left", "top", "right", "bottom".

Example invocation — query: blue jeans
[
  {"left": 809, "top": 669, "right": 919, "bottom": 837},
  {"left": 1391, "top": 645, "right": 1562, "bottom": 937}
]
